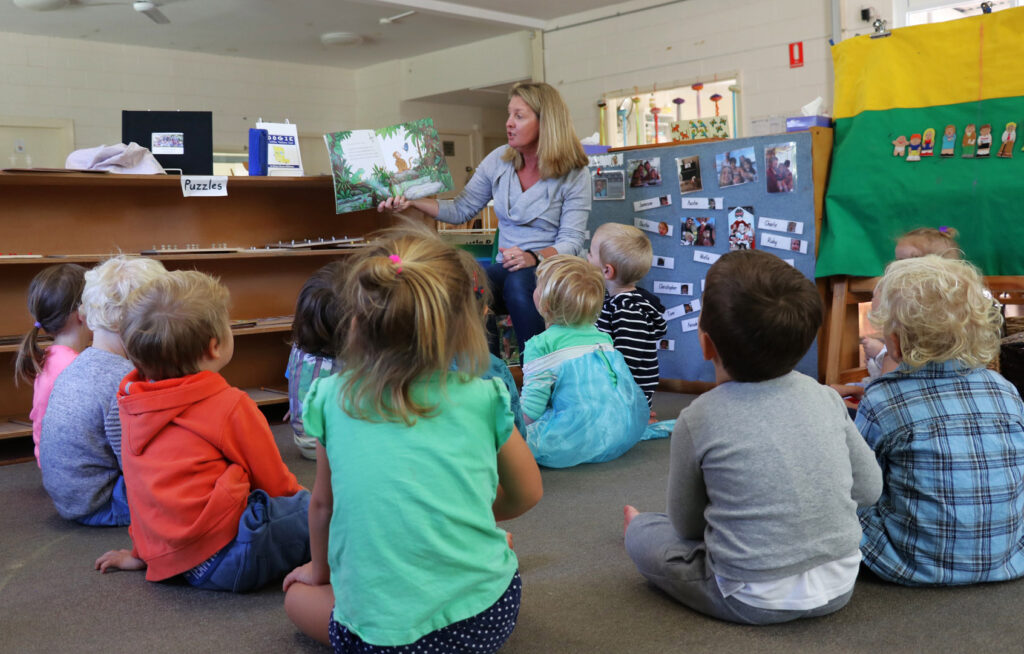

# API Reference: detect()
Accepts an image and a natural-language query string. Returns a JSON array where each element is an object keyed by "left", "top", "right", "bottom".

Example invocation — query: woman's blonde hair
[
  {"left": 502, "top": 81, "right": 588, "bottom": 179},
  {"left": 339, "top": 226, "right": 489, "bottom": 425},
  {"left": 535, "top": 254, "right": 605, "bottom": 327},
  {"left": 120, "top": 270, "right": 230, "bottom": 381},
  {"left": 895, "top": 226, "right": 961, "bottom": 259},
  {"left": 594, "top": 222, "right": 653, "bottom": 285},
  {"left": 80, "top": 256, "right": 167, "bottom": 332},
  {"left": 870, "top": 255, "right": 1001, "bottom": 369}
]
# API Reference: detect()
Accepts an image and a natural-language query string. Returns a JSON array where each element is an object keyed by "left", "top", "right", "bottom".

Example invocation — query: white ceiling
[{"left": 0, "top": 0, "right": 629, "bottom": 69}]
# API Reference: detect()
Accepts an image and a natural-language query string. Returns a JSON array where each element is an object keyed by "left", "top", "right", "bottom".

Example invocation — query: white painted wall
[
  {"left": 544, "top": 0, "right": 837, "bottom": 138},
  {"left": 0, "top": 31, "right": 357, "bottom": 153},
  {"left": 0, "top": 29, "right": 518, "bottom": 164}
]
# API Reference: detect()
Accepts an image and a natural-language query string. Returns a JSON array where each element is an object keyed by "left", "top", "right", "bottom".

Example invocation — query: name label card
[{"left": 181, "top": 176, "right": 228, "bottom": 197}]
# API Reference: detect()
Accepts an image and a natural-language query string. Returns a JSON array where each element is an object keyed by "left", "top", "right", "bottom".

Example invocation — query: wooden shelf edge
[
  {"left": 0, "top": 319, "right": 293, "bottom": 353},
  {"left": 0, "top": 171, "right": 335, "bottom": 190},
  {"left": 0, "top": 417, "right": 32, "bottom": 441},
  {"left": 0, "top": 248, "right": 366, "bottom": 266},
  {"left": 244, "top": 387, "right": 289, "bottom": 406}
]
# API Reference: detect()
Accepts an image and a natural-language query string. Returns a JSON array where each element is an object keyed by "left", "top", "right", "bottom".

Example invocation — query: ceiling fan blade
[{"left": 141, "top": 6, "right": 170, "bottom": 23}]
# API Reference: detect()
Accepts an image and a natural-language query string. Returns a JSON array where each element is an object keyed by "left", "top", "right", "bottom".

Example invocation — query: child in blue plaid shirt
[{"left": 857, "top": 254, "right": 1024, "bottom": 586}]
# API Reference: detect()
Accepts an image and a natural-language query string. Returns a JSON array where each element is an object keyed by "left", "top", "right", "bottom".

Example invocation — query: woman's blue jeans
[{"left": 485, "top": 262, "right": 546, "bottom": 354}]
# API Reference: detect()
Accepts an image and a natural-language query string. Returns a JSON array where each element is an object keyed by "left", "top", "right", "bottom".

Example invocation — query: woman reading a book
[{"left": 378, "top": 82, "right": 591, "bottom": 354}]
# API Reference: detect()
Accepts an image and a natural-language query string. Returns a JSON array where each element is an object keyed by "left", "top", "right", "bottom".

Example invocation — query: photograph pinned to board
[
  {"left": 634, "top": 195, "right": 673, "bottom": 212},
  {"left": 628, "top": 157, "right": 663, "bottom": 187},
  {"left": 654, "top": 280, "right": 693, "bottom": 296},
  {"left": 676, "top": 155, "right": 703, "bottom": 194},
  {"left": 765, "top": 142, "right": 797, "bottom": 193},
  {"left": 657, "top": 338, "right": 676, "bottom": 351},
  {"left": 151, "top": 132, "right": 184, "bottom": 155},
  {"left": 727, "top": 206, "right": 756, "bottom": 251},
  {"left": 664, "top": 298, "right": 702, "bottom": 321},
  {"left": 592, "top": 169, "right": 625, "bottom": 200},
  {"left": 681, "top": 196, "right": 723, "bottom": 210},
  {"left": 715, "top": 146, "right": 758, "bottom": 188},
  {"left": 694, "top": 249, "right": 721, "bottom": 266},
  {"left": 681, "top": 316, "right": 700, "bottom": 333},
  {"left": 324, "top": 118, "right": 453, "bottom": 214},
  {"left": 652, "top": 254, "right": 675, "bottom": 270},
  {"left": 694, "top": 216, "right": 716, "bottom": 247},
  {"left": 760, "top": 232, "right": 808, "bottom": 254},
  {"left": 635, "top": 217, "right": 672, "bottom": 237},
  {"left": 758, "top": 216, "right": 804, "bottom": 235},
  {"left": 680, "top": 217, "right": 699, "bottom": 246}
]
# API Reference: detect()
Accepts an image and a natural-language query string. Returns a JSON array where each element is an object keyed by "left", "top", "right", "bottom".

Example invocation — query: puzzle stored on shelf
[
  {"left": 266, "top": 236, "right": 367, "bottom": 249},
  {"left": 140, "top": 244, "right": 241, "bottom": 255}
]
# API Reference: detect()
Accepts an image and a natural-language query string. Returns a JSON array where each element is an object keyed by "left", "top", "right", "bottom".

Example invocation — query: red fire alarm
[{"left": 789, "top": 41, "right": 804, "bottom": 68}]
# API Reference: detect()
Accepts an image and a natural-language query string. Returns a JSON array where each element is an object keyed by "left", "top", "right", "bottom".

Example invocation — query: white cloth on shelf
[{"left": 65, "top": 142, "right": 166, "bottom": 174}]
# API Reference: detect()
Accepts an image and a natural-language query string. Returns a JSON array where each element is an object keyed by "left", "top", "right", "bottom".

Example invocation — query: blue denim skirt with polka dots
[{"left": 329, "top": 571, "right": 522, "bottom": 653}]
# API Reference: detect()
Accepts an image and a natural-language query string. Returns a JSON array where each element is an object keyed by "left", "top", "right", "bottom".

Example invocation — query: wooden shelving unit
[{"left": 0, "top": 171, "right": 405, "bottom": 442}]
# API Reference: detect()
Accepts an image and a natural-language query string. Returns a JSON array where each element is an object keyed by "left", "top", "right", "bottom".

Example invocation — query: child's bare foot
[
  {"left": 623, "top": 505, "right": 640, "bottom": 538},
  {"left": 505, "top": 531, "right": 514, "bottom": 550}
]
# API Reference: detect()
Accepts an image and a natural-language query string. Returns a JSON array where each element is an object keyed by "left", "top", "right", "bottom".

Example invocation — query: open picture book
[{"left": 323, "top": 118, "right": 454, "bottom": 214}]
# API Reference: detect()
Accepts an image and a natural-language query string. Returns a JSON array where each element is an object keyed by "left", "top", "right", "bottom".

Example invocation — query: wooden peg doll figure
[
  {"left": 940, "top": 125, "right": 957, "bottom": 157},
  {"left": 962, "top": 123, "right": 977, "bottom": 158},
  {"left": 921, "top": 128, "right": 935, "bottom": 157},
  {"left": 976, "top": 124, "right": 993, "bottom": 157},
  {"left": 906, "top": 134, "right": 922, "bottom": 161},
  {"left": 892, "top": 135, "right": 908, "bottom": 157},
  {"left": 997, "top": 122, "right": 1016, "bottom": 158}
]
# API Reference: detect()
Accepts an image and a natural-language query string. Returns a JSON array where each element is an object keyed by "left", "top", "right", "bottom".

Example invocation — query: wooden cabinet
[{"left": 0, "top": 171, "right": 399, "bottom": 444}]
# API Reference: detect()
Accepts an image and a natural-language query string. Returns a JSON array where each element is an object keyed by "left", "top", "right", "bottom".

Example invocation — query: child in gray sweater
[
  {"left": 40, "top": 256, "right": 166, "bottom": 526},
  {"left": 623, "top": 250, "right": 882, "bottom": 625}
]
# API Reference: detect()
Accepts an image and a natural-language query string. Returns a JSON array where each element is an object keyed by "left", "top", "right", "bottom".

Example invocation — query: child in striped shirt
[{"left": 589, "top": 223, "right": 668, "bottom": 416}]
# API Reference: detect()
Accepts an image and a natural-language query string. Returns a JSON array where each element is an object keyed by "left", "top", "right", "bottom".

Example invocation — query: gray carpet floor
[{"left": 4, "top": 393, "right": 1024, "bottom": 653}]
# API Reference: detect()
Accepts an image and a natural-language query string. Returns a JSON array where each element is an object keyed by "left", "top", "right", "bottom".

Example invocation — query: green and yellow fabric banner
[{"left": 817, "top": 8, "right": 1024, "bottom": 277}]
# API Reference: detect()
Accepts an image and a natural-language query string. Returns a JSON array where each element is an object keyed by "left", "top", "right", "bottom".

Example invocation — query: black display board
[{"left": 122, "top": 110, "right": 213, "bottom": 175}]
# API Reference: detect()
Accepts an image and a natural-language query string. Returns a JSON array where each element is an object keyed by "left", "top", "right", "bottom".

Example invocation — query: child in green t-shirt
[{"left": 282, "top": 226, "right": 542, "bottom": 651}]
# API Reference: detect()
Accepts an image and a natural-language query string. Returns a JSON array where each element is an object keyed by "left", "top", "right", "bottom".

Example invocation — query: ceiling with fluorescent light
[{"left": 0, "top": 0, "right": 630, "bottom": 69}]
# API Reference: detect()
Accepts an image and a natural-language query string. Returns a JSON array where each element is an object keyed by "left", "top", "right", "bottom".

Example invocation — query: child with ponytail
[
  {"left": 283, "top": 227, "right": 543, "bottom": 652},
  {"left": 15, "top": 264, "right": 91, "bottom": 467}
]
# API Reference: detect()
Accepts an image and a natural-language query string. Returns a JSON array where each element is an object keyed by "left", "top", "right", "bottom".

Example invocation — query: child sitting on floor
[
  {"left": 624, "top": 249, "right": 882, "bottom": 624},
  {"left": 95, "top": 270, "right": 310, "bottom": 592},
  {"left": 856, "top": 255, "right": 1024, "bottom": 586},
  {"left": 455, "top": 248, "right": 527, "bottom": 438},
  {"left": 40, "top": 255, "right": 166, "bottom": 526},
  {"left": 15, "top": 263, "right": 92, "bottom": 468},
  {"left": 833, "top": 226, "right": 963, "bottom": 400},
  {"left": 588, "top": 223, "right": 668, "bottom": 416},
  {"left": 282, "top": 229, "right": 542, "bottom": 650},
  {"left": 287, "top": 261, "right": 347, "bottom": 461},
  {"left": 521, "top": 254, "right": 649, "bottom": 467}
]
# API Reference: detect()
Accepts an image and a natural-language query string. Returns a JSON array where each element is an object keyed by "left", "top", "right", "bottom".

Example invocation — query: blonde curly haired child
[{"left": 857, "top": 255, "right": 1024, "bottom": 586}]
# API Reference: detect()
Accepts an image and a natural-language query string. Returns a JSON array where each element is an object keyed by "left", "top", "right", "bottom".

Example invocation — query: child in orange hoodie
[{"left": 95, "top": 270, "right": 310, "bottom": 592}]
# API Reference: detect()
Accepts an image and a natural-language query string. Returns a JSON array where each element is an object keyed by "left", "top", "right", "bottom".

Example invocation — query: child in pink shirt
[{"left": 15, "top": 264, "right": 92, "bottom": 466}]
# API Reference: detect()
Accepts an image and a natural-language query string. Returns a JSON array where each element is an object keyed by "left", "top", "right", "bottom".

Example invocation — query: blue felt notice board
[{"left": 585, "top": 130, "right": 818, "bottom": 384}]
